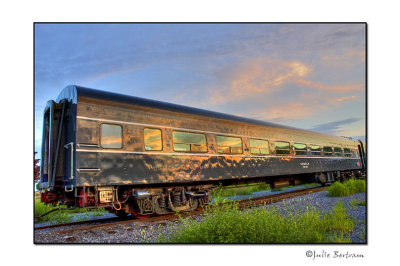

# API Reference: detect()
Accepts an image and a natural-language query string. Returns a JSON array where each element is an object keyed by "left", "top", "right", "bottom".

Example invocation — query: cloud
[
  {"left": 308, "top": 118, "right": 361, "bottom": 135},
  {"left": 321, "top": 49, "right": 365, "bottom": 69},
  {"left": 248, "top": 103, "right": 314, "bottom": 121},
  {"left": 242, "top": 91, "right": 359, "bottom": 124},
  {"left": 167, "top": 55, "right": 363, "bottom": 126},
  {"left": 207, "top": 58, "right": 313, "bottom": 105},
  {"left": 294, "top": 79, "right": 364, "bottom": 93},
  {"left": 204, "top": 57, "right": 363, "bottom": 107},
  {"left": 35, "top": 24, "right": 366, "bottom": 99},
  {"left": 329, "top": 95, "right": 357, "bottom": 103}
]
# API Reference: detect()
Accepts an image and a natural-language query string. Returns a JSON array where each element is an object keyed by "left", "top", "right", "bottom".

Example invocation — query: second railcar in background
[{"left": 40, "top": 85, "right": 366, "bottom": 216}]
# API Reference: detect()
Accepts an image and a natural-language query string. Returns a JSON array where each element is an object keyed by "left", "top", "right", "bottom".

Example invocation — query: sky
[{"left": 34, "top": 23, "right": 366, "bottom": 156}]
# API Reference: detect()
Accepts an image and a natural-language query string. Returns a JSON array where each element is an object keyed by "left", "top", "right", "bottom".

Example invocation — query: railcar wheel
[
  {"left": 314, "top": 173, "right": 326, "bottom": 185},
  {"left": 154, "top": 195, "right": 170, "bottom": 215},
  {"left": 189, "top": 198, "right": 199, "bottom": 210}
]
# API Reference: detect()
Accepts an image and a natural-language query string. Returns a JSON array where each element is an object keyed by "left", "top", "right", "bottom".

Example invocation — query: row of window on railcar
[{"left": 99, "top": 123, "right": 358, "bottom": 157}]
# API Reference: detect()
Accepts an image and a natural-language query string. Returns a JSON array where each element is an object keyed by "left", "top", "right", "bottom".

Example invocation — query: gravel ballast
[{"left": 34, "top": 190, "right": 366, "bottom": 244}]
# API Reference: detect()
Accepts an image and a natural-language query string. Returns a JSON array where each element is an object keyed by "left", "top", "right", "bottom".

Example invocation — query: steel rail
[{"left": 34, "top": 216, "right": 123, "bottom": 231}]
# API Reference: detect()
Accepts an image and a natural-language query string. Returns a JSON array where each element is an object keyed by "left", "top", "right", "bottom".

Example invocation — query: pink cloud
[
  {"left": 329, "top": 95, "right": 357, "bottom": 103},
  {"left": 294, "top": 79, "right": 364, "bottom": 93},
  {"left": 209, "top": 58, "right": 313, "bottom": 105},
  {"left": 255, "top": 103, "right": 314, "bottom": 121},
  {"left": 243, "top": 93, "right": 360, "bottom": 123},
  {"left": 206, "top": 57, "right": 364, "bottom": 106}
]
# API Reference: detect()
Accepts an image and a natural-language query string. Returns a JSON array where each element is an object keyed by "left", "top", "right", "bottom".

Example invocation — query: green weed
[
  {"left": 34, "top": 199, "right": 107, "bottom": 225},
  {"left": 212, "top": 182, "right": 319, "bottom": 202},
  {"left": 349, "top": 198, "right": 366, "bottom": 209},
  {"left": 212, "top": 183, "right": 271, "bottom": 198},
  {"left": 356, "top": 200, "right": 366, "bottom": 206},
  {"left": 158, "top": 201, "right": 354, "bottom": 243},
  {"left": 328, "top": 179, "right": 366, "bottom": 197}
]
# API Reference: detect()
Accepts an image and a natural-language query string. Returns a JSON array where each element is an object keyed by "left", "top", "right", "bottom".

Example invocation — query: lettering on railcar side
[{"left": 300, "top": 162, "right": 309, "bottom": 169}]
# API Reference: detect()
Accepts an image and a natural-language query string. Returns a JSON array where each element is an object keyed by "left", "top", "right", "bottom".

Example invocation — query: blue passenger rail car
[{"left": 40, "top": 85, "right": 366, "bottom": 215}]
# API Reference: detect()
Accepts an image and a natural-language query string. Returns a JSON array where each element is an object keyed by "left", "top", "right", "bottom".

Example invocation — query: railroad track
[
  {"left": 34, "top": 216, "right": 123, "bottom": 231},
  {"left": 35, "top": 185, "right": 327, "bottom": 234}
]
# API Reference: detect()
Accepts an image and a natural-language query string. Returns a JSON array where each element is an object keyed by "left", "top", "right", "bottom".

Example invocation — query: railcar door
[
  {"left": 40, "top": 100, "right": 68, "bottom": 190},
  {"left": 40, "top": 102, "right": 51, "bottom": 188}
]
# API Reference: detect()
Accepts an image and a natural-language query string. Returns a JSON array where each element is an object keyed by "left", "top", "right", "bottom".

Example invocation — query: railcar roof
[{"left": 56, "top": 85, "right": 356, "bottom": 143}]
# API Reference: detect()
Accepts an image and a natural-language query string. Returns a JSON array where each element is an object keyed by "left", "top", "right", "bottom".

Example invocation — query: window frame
[
  {"left": 143, "top": 127, "right": 163, "bottom": 151},
  {"left": 294, "top": 143, "right": 308, "bottom": 156},
  {"left": 334, "top": 147, "right": 343, "bottom": 157},
  {"left": 249, "top": 138, "right": 270, "bottom": 155},
  {"left": 172, "top": 130, "right": 208, "bottom": 153},
  {"left": 310, "top": 145, "right": 321, "bottom": 156},
  {"left": 344, "top": 148, "right": 352, "bottom": 157},
  {"left": 274, "top": 141, "right": 291, "bottom": 156},
  {"left": 323, "top": 146, "right": 333, "bottom": 157},
  {"left": 216, "top": 135, "right": 243, "bottom": 154},
  {"left": 100, "top": 123, "right": 123, "bottom": 149}
]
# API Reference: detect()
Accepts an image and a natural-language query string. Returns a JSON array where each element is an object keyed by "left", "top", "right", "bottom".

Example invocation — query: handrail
[{"left": 64, "top": 142, "right": 74, "bottom": 180}]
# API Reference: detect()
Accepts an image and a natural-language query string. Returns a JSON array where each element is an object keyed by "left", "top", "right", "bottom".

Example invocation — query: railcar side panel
[
  {"left": 73, "top": 98, "right": 362, "bottom": 187},
  {"left": 75, "top": 151, "right": 361, "bottom": 187}
]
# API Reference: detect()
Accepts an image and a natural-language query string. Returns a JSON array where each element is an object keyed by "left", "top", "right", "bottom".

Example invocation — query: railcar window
[
  {"left": 217, "top": 136, "right": 243, "bottom": 154},
  {"left": 294, "top": 143, "right": 307, "bottom": 156},
  {"left": 353, "top": 149, "right": 359, "bottom": 157},
  {"left": 334, "top": 147, "right": 343, "bottom": 156},
  {"left": 250, "top": 139, "right": 270, "bottom": 155},
  {"left": 275, "top": 141, "right": 290, "bottom": 155},
  {"left": 144, "top": 128, "right": 162, "bottom": 151},
  {"left": 344, "top": 148, "right": 352, "bottom": 157},
  {"left": 173, "top": 131, "right": 207, "bottom": 152},
  {"left": 310, "top": 145, "right": 321, "bottom": 156},
  {"left": 323, "top": 146, "right": 333, "bottom": 156},
  {"left": 101, "top": 124, "right": 122, "bottom": 149}
]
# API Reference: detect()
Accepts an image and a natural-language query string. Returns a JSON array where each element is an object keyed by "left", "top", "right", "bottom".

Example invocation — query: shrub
[
  {"left": 328, "top": 182, "right": 348, "bottom": 197},
  {"left": 328, "top": 179, "right": 365, "bottom": 197}
]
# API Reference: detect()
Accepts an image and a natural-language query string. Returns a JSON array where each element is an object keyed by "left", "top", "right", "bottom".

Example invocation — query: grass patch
[
  {"left": 212, "top": 182, "right": 320, "bottom": 204},
  {"left": 350, "top": 199, "right": 366, "bottom": 209},
  {"left": 211, "top": 183, "right": 271, "bottom": 204},
  {"left": 270, "top": 182, "right": 320, "bottom": 192},
  {"left": 356, "top": 200, "right": 366, "bottom": 206},
  {"left": 213, "top": 182, "right": 271, "bottom": 197},
  {"left": 35, "top": 199, "right": 107, "bottom": 225},
  {"left": 328, "top": 179, "right": 366, "bottom": 197},
  {"left": 157, "top": 201, "right": 354, "bottom": 243}
]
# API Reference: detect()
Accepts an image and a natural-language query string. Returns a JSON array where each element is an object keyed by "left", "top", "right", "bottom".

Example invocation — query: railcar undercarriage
[
  {"left": 42, "top": 184, "right": 214, "bottom": 216},
  {"left": 40, "top": 169, "right": 363, "bottom": 216}
]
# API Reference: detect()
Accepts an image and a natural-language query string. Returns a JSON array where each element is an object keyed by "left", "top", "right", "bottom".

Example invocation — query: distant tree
[{"left": 34, "top": 152, "right": 40, "bottom": 182}]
